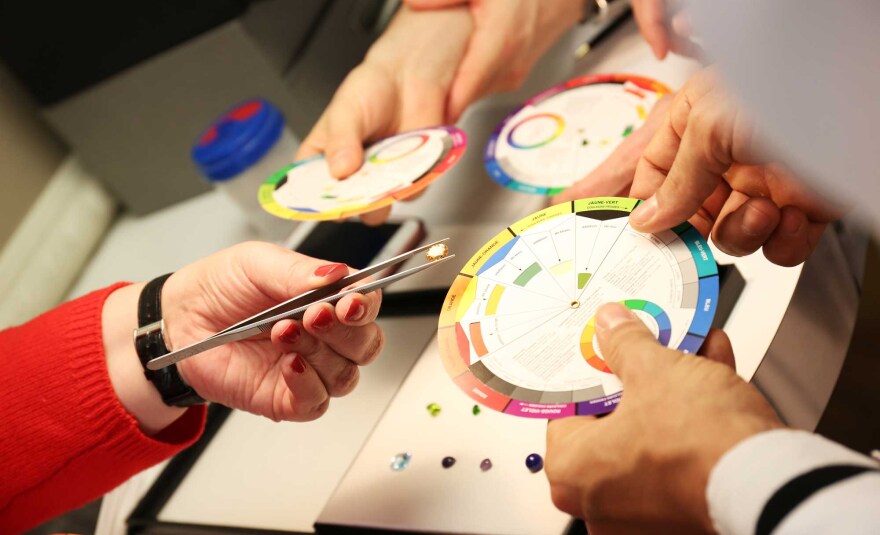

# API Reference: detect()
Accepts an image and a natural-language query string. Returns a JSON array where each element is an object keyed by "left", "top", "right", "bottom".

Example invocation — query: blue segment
[
  {"left": 678, "top": 334, "right": 706, "bottom": 354},
  {"left": 658, "top": 329, "right": 672, "bottom": 346},
  {"left": 681, "top": 227, "right": 718, "bottom": 278},
  {"left": 654, "top": 313, "right": 672, "bottom": 334},
  {"left": 477, "top": 236, "right": 520, "bottom": 275},
  {"left": 484, "top": 159, "right": 512, "bottom": 186},
  {"left": 642, "top": 301, "right": 664, "bottom": 318},
  {"left": 689, "top": 275, "right": 719, "bottom": 336},
  {"left": 511, "top": 182, "right": 549, "bottom": 195},
  {"left": 191, "top": 98, "right": 284, "bottom": 181},
  {"left": 291, "top": 207, "right": 320, "bottom": 213}
]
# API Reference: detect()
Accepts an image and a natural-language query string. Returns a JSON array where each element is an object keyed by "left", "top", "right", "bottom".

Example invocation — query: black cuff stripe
[{"left": 756, "top": 464, "right": 879, "bottom": 535}]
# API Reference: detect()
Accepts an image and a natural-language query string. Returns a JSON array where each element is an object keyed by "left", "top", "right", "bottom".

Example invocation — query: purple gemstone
[
  {"left": 480, "top": 458, "right": 493, "bottom": 471},
  {"left": 442, "top": 456, "right": 456, "bottom": 468}
]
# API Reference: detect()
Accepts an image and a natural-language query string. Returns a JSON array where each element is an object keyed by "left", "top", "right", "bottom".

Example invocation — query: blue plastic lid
[{"left": 191, "top": 98, "right": 285, "bottom": 182}]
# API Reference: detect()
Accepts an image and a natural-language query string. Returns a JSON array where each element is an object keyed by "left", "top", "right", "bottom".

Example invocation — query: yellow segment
[
  {"left": 455, "top": 277, "right": 478, "bottom": 322},
  {"left": 550, "top": 260, "right": 573, "bottom": 275},
  {"left": 439, "top": 275, "right": 472, "bottom": 327},
  {"left": 510, "top": 202, "right": 573, "bottom": 234},
  {"left": 460, "top": 228, "right": 516, "bottom": 276},
  {"left": 485, "top": 285, "right": 505, "bottom": 315},
  {"left": 573, "top": 197, "right": 639, "bottom": 213}
]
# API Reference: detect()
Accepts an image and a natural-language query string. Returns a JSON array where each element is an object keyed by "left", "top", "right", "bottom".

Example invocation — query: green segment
[
  {"left": 513, "top": 262, "right": 542, "bottom": 287},
  {"left": 623, "top": 299, "right": 647, "bottom": 310},
  {"left": 578, "top": 272, "right": 592, "bottom": 289}
]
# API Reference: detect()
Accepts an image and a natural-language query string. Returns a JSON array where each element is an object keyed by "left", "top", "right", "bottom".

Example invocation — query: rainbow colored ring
[
  {"left": 368, "top": 133, "right": 430, "bottom": 164},
  {"left": 580, "top": 299, "right": 672, "bottom": 373},
  {"left": 505, "top": 113, "right": 565, "bottom": 149}
]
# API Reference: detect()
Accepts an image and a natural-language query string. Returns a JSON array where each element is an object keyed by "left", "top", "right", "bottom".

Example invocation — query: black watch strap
[{"left": 134, "top": 274, "right": 205, "bottom": 407}]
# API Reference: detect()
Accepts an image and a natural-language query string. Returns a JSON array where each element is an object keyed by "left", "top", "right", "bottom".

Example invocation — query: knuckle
[
  {"left": 331, "top": 363, "right": 360, "bottom": 397},
  {"left": 360, "top": 325, "right": 385, "bottom": 365}
]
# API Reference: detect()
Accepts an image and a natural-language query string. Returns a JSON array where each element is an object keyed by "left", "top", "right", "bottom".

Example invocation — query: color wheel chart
[
  {"left": 259, "top": 126, "right": 466, "bottom": 221},
  {"left": 438, "top": 197, "right": 718, "bottom": 419},
  {"left": 484, "top": 74, "right": 670, "bottom": 195}
]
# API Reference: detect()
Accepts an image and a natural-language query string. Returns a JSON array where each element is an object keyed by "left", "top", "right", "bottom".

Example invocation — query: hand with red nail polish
[
  {"left": 545, "top": 303, "right": 782, "bottom": 532},
  {"left": 151, "top": 241, "right": 383, "bottom": 423},
  {"left": 629, "top": 67, "right": 842, "bottom": 267}
]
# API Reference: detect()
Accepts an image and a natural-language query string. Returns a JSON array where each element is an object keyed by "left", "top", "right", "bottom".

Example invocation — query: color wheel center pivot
[{"left": 570, "top": 300, "right": 580, "bottom": 309}]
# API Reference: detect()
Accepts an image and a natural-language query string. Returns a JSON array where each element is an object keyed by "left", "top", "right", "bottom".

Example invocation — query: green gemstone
[
  {"left": 472, "top": 405, "right": 481, "bottom": 416},
  {"left": 426, "top": 403, "right": 442, "bottom": 417}
]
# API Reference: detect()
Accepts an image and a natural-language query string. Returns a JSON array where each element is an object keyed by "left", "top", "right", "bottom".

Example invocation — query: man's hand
[
  {"left": 405, "top": 0, "right": 582, "bottom": 121},
  {"left": 545, "top": 303, "right": 782, "bottom": 533},
  {"left": 553, "top": 95, "right": 672, "bottom": 204},
  {"left": 296, "top": 5, "right": 473, "bottom": 225},
  {"left": 629, "top": 68, "right": 841, "bottom": 266}
]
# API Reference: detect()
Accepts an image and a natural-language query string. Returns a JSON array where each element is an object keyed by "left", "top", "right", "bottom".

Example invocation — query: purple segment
[
  {"left": 576, "top": 393, "right": 621, "bottom": 416},
  {"left": 658, "top": 329, "right": 672, "bottom": 346},
  {"left": 503, "top": 401, "right": 576, "bottom": 419},
  {"left": 678, "top": 333, "right": 706, "bottom": 355}
]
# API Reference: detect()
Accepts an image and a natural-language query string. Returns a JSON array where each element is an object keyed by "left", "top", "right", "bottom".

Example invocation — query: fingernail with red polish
[
  {"left": 313, "top": 307, "right": 334, "bottom": 330},
  {"left": 314, "top": 263, "right": 347, "bottom": 277},
  {"left": 345, "top": 301, "right": 365, "bottom": 322},
  {"left": 279, "top": 322, "right": 300, "bottom": 344},
  {"left": 290, "top": 354, "right": 306, "bottom": 374}
]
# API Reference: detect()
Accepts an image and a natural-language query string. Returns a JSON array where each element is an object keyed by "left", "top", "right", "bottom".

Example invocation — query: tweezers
[{"left": 146, "top": 238, "right": 454, "bottom": 370}]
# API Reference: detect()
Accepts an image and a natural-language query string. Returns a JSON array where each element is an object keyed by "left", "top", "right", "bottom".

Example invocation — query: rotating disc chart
[
  {"left": 484, "top": 74, "right": 670, "bottom": 195},
  {"left": 259, "top": 126, "right": 466, "bottom": 220},
  {"left": 438, "top": 197, "right": 719, "bottom": 419}
]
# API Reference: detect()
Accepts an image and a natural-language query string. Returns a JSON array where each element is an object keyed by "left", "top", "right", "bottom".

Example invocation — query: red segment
[
  {"left": 227, "top": 101, "right": 262, "bottom": 121},
  {"left": 455, "top": 322, "right": 471, "bottom": 365},
  {"left": 198, "top": 126, "right": 218, "bottom": 146},
  {"left": 453, "top": 372, "right": 511, "bottom": 412}
]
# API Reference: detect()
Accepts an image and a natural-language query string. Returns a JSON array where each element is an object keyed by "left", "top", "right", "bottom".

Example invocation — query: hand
[
  {"left": 103, "top": 242, "right": 383, "bottom": 434},
  {"left": 406, "top": 0, "right": 582, "bottom": 121},
  {"left": 545, "top": 303, "right": 782, "bottom": 533},
  {"left": 553, "top": 94, "right": 672, "bottom": 204},
  {"left": 631, "top": 0, "right": 702, "bottom": 60},
  {"left": 629, "top": 68, "right": 841, "bottom": 266},
  {"left": 296, "top": 5, "right": 473, "bottom": 225}
]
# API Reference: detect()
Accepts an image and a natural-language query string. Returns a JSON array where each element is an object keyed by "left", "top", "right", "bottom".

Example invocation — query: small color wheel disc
[
  {"left": 484, "top": 74, "right": 670, "bottom": 195},
  {"left": 438, "top": 197, "right": 718, "bottom": 419},
  {"left": 260, "top": 126, "right": 467, "bottom": 221}
]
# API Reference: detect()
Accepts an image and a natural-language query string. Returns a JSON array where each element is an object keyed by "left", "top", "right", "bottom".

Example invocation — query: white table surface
[{"left": 84, "top": 16, "right": 803, "bottom": 535}]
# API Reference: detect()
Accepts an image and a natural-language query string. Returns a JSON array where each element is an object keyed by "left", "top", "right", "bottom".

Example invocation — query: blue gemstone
[
  {"left": 442, "top": 456, "right": 456, "bottom": 468},
  {"left": 390, "top": 452, "right": 412, "bottom": 471},
  {"left": 480, "top": 458, "right": 493, "bottom": 471},
  {"left": 525, "top": 453, "right": 544, "bottom": 473}
]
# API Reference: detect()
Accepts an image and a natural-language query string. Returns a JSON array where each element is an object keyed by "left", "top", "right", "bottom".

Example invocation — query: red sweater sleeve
[{"left": 0, "top": 284, "right": 206, "bottom": 533}]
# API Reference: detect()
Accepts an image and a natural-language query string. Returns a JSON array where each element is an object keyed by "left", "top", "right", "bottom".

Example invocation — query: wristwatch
[{"left": 133, "top": 274, "right": 206, "bottom": 407}]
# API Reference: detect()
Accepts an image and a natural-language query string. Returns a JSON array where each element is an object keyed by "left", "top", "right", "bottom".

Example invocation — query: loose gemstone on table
[
  {"left": 426, "top": 402, "right": 442, "bottom": 417},
  {"left": 472, "top": 404, "right": 481, "bottom": 416},
  {"left": 390, "top": 452, "right": 412, "bottom": 471},
  {"left": 480, "top": 458, "right": 493, "bottom": 471},
  {"left": 525, "top": 453, "right": 544, "bottom": 473},
  {"left": 442, "top": 456, "right": 456, "bottom": 469}
]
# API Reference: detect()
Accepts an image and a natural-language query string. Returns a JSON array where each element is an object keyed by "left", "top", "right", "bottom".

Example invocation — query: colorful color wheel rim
[
  {"left": 438, "top": 197, "right": 718, "bottom": 419},
  {"left": 259, "top": 126, "right": 466, "bottom": 221},
  {"left": 484, "top": 74, "right": 671, "bottom": 195}
]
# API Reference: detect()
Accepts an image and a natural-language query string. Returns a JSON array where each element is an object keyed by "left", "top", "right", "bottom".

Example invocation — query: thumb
[{"left": 593, "top": 302, "right": 674, "bottom": 380}]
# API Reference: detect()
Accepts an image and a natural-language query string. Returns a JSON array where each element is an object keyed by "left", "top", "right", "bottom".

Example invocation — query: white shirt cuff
[{"left": 705, "top": 429, "right": 877, "bottom": 535}]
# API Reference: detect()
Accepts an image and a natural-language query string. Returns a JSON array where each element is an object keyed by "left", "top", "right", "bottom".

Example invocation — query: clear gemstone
[{"left": 390, "top": 452, "right": 412, "bottom": 471}]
